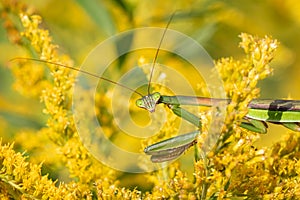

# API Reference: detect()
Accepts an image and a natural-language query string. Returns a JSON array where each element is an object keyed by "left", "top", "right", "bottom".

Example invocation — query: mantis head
[{"left": 136, "top": 92, "right": 161, "bottom": 113}]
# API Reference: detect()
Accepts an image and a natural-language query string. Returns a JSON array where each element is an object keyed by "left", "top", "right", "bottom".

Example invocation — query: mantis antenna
[
  {"left": 9, "top": 57, "right": 144, "bottom": 97},
  {"left": 147, "top": 12, "right": 176, "bottom": 94}
]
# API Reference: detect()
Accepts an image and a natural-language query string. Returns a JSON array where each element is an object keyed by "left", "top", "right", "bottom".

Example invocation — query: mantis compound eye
[
  {"left": 152, "top": 92, "right": 161, "bottom": 102},
  {"left": 136, "top": 99, "right": 145, "bottom": 108}
]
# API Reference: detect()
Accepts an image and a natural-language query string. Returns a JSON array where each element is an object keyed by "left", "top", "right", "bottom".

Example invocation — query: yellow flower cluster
[
  {"left": 0, "top": 141, "right": 69, "bottom": 199},
  {"left": 191, "top": 33, "right": 299, "bottom": 199},
  {"left": 1, "top": 1, "right": 116, "bottom": 199}
]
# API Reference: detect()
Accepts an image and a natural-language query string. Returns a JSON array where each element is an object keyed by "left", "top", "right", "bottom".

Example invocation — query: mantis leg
[
  {"left": 240, "top": 118, "right": 268, "bottom": 134},
  {"left": 144, "top": 104, "right": 201, "bottom": 162},
  {"left": 169, "top": 105, "right": 201, "bottom": 128},
  {"left": 144, "top": 131, "right": 199, "bottom": 162},
  {"left": 170, "top": 104, "right": 270, "bottom": 133},
  {"left": 280, "top": 122, "right": 300, "bottom": 132}
]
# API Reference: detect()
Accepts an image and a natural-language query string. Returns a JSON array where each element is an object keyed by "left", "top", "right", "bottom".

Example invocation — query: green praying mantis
[
  {"left": 138, "top": 94, "right": 300, "bottom": 162},
  {"left": 11, "top": 15, "right": 300, "bottom": 164}
]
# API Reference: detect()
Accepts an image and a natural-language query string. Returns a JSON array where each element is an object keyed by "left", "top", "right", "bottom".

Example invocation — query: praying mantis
[
  {"left": 11, "top": 15, "right": 300, "bottom": 164},
  {"left": 138, "top": 94, "right": 300, "bottom": 162}
]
